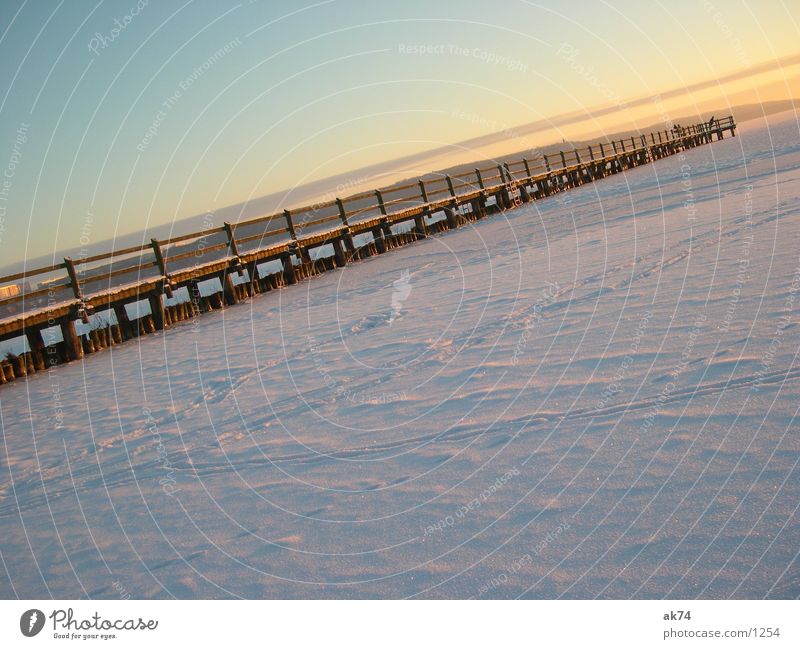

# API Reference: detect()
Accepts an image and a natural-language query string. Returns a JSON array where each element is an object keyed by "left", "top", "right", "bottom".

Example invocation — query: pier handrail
[{"left": 0, "top": 115, "right": 735, "bottom": 321}]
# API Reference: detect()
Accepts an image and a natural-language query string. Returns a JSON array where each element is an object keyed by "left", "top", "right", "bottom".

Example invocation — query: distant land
[{"left": 3, "top": 98, "right": 796, "bottom": 278}]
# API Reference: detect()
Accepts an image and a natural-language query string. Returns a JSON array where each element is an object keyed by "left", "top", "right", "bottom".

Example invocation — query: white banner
[{"left": 0, "top": 600, "right": 796, "bottom": 648}]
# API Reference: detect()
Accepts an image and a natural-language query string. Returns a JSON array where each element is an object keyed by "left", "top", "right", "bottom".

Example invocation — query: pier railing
[{"left": 0, "top": 115, "right": 735, "bottom": 384}]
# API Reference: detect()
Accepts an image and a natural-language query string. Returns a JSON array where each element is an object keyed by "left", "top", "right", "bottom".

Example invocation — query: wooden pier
[{"left": 0, "top": 116, "right": 736, "bottom": 385}]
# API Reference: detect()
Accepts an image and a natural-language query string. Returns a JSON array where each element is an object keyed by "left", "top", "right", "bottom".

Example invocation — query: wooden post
[
  {"left": 281, "top": 252, "right": 297, "bottom": 285},
  {"left": 186, "top": 281, "right": 201, "bottom": 315},
  {"left": 113, "top": 303, "right": 133, "bottom": 339},
  {"left": 335, "top": 198, "right": 348, "bottom": 225},
  {"left": 150, "top": 238, "right": 173, "bottom": 298},
  {"left": 60, "top": 315, "right": 83, "bottom": 361},
  {"left": 64, "top": 256, "right": 83, "bottom": 300},
  {"left": 380, "top": 218, "right": 393, "bottom": 246},
  {"left": 497, "top": 165, "right": 511, "bottom": 208},
  {"left": 445, "top": 175, "right": 456, "bottom": 199},
  {"left": 109, "top": 316, "right": 123, "bottom": 344},
  {"left": 475, "top": 169, "right": 485, "bottom": 189},
  {"left": 469, "top": 198, "right": 481, "bottom": 218},
  {"left": 543, "top": 154, "right": 551, "bottom": 172},
  {"left": 417, "top": 180, "right": 431, "bottom": 236},
  {"left": 285, "top": 210, "right": 310, "bottom": 263},
  {"left": 497, "top": 165, "right": 514, "bottom": 210},
  {"left": 24, "top": 351, "right": 35, "bottom": 374},
  {"left": 444, "top": 206, "right": 458, "bottom": 229},
  {"left": 243, "top": 260, "right": 259, "bottom": 296},
  {"left": 223, "top": 222, "right": 241, "bottom": 259},
  {"left": 149, "top": 291, "right": 165, "bottom": 328},
  {"left": 523, "top": 158, "right": 531, "bottom": 178},
  {"left": 12, "top": 353, "right": 26, "bottom": 377},
  {"left": 372, "top": 227, "right": 387, "bottom": 254},
  {"left": 151, "top": 238, "right": 167, "bottom": 276},
  {"left": 336, "top": 198, "right": 356, "bottom": 257},
  {"left": 559, "top": 151, "right": 567, "bottom": 168},
  {"left": 284, "top": 209, "right": 298, "bottom": 240},
  {"left": 418, "top": 179, "right": 429, "bottom": 203},
  {"left": 26, "top": 329, "right": 47, "bottom": 371},
  {"left": 599, "top": 142, "right": 605, "bottom": 158},
  {"left": 574, "top": 148, "right": 581, "bottom": 164},
  {"left": 413, "top": 214, "right": 427, "bottom": 237},
  {"left": 375, "top": 190, "right": 387, "bottom": 215},
  {"left": 220, "top": 270, "right": 238, "bottom": 306},
  {"left": 223, "top": 221, "right": 245, "bottom": 280},
  {"left": 332, "top": 239, "right": 347, "bottom": 267}
]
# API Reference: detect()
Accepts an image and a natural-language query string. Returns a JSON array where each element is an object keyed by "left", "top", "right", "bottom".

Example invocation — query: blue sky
[{"left": 0, "top": 0, "right": 797, "bottom": 266}]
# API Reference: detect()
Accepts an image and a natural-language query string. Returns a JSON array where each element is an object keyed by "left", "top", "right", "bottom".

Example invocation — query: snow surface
[{"left": 1, "top": 111, "right": 799, "bottom": 599}]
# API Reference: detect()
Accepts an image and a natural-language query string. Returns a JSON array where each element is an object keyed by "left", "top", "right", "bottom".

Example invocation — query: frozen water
[{"left": 0, "top": 112, "right": 798, "bottom": 599}]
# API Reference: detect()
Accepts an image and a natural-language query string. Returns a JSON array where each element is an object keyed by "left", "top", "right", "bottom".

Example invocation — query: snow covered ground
[{"left": 1, "top": 111, "right": 798, "bottom": 599}]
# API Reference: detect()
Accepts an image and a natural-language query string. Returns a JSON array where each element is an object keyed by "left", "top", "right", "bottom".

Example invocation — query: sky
[{"left": 0, "top": 0, "right": 798, "bottom": 268}]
